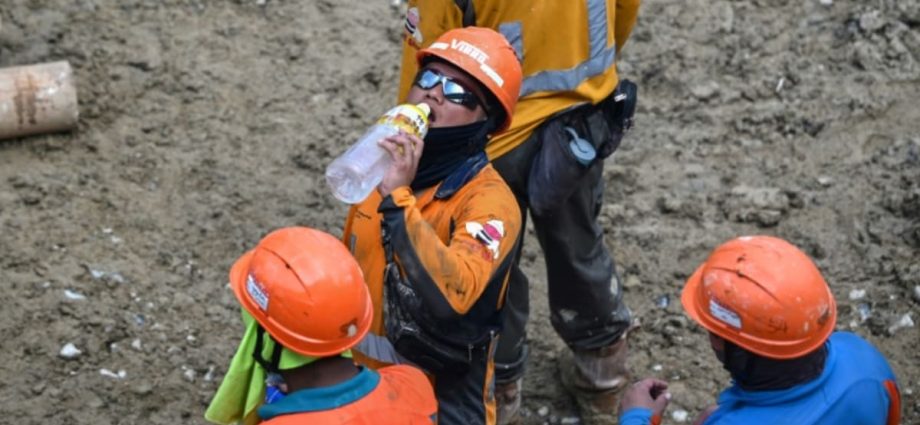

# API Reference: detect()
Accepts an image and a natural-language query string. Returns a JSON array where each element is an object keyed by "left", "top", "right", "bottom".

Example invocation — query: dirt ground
[{"left": 1, "top": 0, "right": 918, "bottom": 424}]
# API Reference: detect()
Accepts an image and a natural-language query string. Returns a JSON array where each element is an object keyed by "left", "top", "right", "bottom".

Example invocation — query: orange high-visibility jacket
[
  {"left": 260, "top": 365, "right": 437, "bottom": 424},
  {"left": 343, "top": 165, "right": 520, "bottom": 369},
  {"left": 398, "top": 0, "right": 641, "bottom": 159}
]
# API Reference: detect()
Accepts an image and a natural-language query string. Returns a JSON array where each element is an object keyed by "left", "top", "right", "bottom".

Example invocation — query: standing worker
[
  {"left": 621, "top": 235, "right": 902, "bottom": 425},
  {"left": 397, "top": 1, "right": 642, "bottom": 424},
  {"left": 344, "top": 27, "right": 523, "bottom": 425},
  {"left": 205, "top": 227, "right": 437, "bottom": 424}
]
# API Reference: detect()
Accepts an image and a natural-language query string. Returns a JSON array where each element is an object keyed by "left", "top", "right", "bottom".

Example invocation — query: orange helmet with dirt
[
  {"left": 681, "top": 236, "right": 837, "bottom": 360},
  {"left": 417, "top": 27, "right": 522, "bottom": 133},
  {"left": 229, "top": 227, "right": 373, "bottom": 357}
]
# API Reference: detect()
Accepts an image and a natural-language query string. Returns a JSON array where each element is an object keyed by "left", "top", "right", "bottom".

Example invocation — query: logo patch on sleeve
[
  {"left": 465, "top": 220, "right": 505, "bottom": 260},
  {"left": 246, "top": 274, "right": 270, "bottom": 312}
]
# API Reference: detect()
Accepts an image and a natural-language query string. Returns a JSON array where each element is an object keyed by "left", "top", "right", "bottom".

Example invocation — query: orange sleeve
[{"left": 379, "top": 182, "right": 520, "bottom": 317}]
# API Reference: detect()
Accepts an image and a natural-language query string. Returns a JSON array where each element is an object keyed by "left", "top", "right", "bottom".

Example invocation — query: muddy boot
[
  {"left": 495, "top": 377, "right": 523, "bottom": 425},
  {"left": 559, "top": 334, "right": 631, "bottom": 425}
]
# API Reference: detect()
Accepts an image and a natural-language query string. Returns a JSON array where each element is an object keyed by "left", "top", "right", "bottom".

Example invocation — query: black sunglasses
[{"left": 413, "top": 68, "right": 482, "bottom": 110}]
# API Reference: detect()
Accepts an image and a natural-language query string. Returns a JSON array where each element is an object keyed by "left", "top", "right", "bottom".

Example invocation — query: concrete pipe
[{"left": 0, "top": 61, "right": 79, "bottom": 141}]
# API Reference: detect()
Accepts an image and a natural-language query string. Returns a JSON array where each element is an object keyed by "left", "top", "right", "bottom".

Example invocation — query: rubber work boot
[
  {"left": 559, "top": 334, "right": 631, "bottom": 425},
  {"left": 495, "top": 377, "right": 523, "bottom": 425}
]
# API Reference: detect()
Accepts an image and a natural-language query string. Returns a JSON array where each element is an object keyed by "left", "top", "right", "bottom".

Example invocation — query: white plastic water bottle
[{"left": 326, "top": 103, "right": 431, "bottom": 204}]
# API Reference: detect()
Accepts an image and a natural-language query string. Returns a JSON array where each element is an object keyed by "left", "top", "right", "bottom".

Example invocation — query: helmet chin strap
[{"left": 253, "top": 325, "right": 284, "bottom": 375}]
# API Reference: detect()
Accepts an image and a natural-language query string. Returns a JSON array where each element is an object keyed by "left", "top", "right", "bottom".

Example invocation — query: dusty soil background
[{"left": 1, "top": 0, "right": 918, "bottom": 424}]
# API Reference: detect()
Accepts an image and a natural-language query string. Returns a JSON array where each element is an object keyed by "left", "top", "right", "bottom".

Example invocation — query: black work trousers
[{"left": 491, "top": 112, "right": 633, "bottom": 383}]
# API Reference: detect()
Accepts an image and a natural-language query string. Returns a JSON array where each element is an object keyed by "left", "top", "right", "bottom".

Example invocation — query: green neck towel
[{"left": 205, "top": 310, "right": 346, "bottom": 425}]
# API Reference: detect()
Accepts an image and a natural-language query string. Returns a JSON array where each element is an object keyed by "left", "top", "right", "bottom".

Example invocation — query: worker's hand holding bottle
[
  {"left": 325, "top": 103, "right": 430, "bottom": 204},
  {"left": 376, "top": 132, "right": 424, "bottom": 197}
]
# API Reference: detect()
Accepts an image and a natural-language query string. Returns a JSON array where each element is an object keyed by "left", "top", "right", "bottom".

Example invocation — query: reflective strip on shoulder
[
  {"left": 503, "top": 0, "right": 616, "bottom": 98},
  {"left": 498, "top": 21, "right": 523, "bottom": 63}
]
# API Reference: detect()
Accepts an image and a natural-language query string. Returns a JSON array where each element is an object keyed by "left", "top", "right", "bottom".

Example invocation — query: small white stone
[
  {"left": 912, "top": 286, "right": 920, "bottom": 303},
  {"left": 64, "top": 289, "right": 86, "bottom": 300},
  {"left": 560, "top": 417, "right": 580, "bottom": 425},
  {"left": 60, "top": 343, "right": 82, "bottom": 359},
  {"left": 131, "top": 339, "right": 143, "bottom": 351},
  {"left": 624, "top": 275, "right": 642, "bottom": 289},
  {"left": 858, "top": 304, "right": 871, "bottom": 322},
  {"left": 888, "top": 313, "right": 915, "bottom": 334},
  {"left": 186, "top": 334, "right": 197, "bottom": 342},
  {"left": 775, "top": 77, "right": 785, "bottom": 93},
  {"left": 537, "top": 406, "right": 550, "bottom": 417},
  {"left": 672, "top": 409, "right": 689, "bottom": 422},
  {"left": 817, "top": 176, "right": 834, "bottom": 187},
  {"left": 652, "top": 364, "right": 663, "bottom": 371},
  {"left": 183, "top": 368, "right": 196, "bottom": 382},
  {"left": 819, "top": 0, "right": 832, "bottom": 5},
  {"left": 690, "top": 81, "right": 720, "bottom": 100},
  {"left": 849, "top": 289, "right": 866, "bottom": 300},
  {"left": 100, "top": 368, "right": 125, "bottom": 379},
  {"left": 90, "top": 269, "right": 106, "bottom": 279}
]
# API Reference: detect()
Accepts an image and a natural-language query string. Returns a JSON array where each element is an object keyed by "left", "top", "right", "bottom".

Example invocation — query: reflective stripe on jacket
[{"left": 398, "top": 0, "right": 641, "bottom": 159}]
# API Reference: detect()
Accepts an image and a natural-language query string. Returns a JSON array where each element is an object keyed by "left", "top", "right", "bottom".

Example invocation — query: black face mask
[
  {"left": 410, "top": 118, "right": 493, "bottom": 191},
  {"left": 716, "top": 340, "right": 827, "bottom": 391}
]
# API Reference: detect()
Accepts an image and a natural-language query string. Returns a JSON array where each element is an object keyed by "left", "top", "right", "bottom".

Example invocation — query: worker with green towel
[{"left": 205, "top": 226, "right": 438, "bottom": 424}]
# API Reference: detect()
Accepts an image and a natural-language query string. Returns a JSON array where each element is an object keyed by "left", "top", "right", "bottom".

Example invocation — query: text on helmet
[{"left": 430, "top": 39, "right": 505, "bottom": 88}]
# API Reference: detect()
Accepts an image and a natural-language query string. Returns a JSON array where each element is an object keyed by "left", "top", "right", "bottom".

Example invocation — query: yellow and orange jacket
[
  {"left": 343, "top": 156, "right": 520, "bottom": 370},
  {"left": 398, "top": 0, "right": 641, "bottom": 160}
]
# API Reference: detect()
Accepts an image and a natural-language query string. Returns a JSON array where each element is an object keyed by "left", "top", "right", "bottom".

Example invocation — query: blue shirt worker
[{"left": 620, "top": 235, "right": 902, "bottom": 425}]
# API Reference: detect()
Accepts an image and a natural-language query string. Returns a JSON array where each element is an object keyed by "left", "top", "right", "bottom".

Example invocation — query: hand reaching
[{"left": 619, "top": 378, "right": 670, "bottom": 421}]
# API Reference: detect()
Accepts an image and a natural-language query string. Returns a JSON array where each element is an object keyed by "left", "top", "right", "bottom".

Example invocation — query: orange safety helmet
[
  {"left": 417, "top": 27, "right": 522, "bottom": 133},
  {"left": 681, "top": 236, "right": 837, "bottom": 360},
  {"left": 229, "top": 227, "right": 373, "bottom": 358}
]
